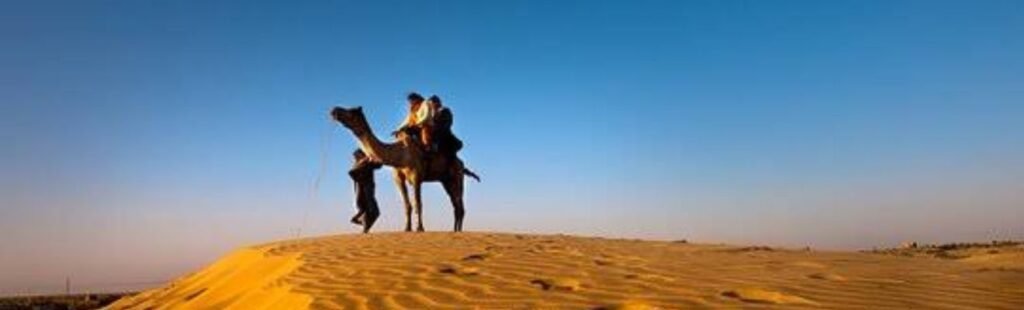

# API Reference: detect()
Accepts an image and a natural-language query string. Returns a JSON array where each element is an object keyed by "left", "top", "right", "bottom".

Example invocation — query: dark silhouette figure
[{"left": 349, "top": 150, "right": 382, "bottom": 233}]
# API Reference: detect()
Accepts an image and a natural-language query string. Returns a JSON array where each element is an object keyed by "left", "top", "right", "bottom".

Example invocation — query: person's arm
[
  {"left": 395, "top": 102, "right": 419, "bottom": 132},
  {"left": 397, "top": 113, "right": 416, "bottom": 130}
]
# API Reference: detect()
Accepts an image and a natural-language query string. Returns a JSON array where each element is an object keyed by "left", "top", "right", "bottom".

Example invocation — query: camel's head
[{"left": 330, "top": 106, "right": 371, "bottom": 135}]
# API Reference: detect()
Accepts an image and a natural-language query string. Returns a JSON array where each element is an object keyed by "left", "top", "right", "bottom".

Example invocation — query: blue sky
[{"left": 2, "top": 0, "right": 1023, "bottom": 294}]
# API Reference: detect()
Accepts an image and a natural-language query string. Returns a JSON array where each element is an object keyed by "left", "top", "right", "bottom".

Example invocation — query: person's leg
[
  {"left": 438, "top": 130, "right": 461, "bottom": 158},
  {"left": 362, "top": 180, "right": 380, "bottom": 233},
  {"left": 420, "top": 125, "right": 434, "bottom": 151},
  {"left": 350, "top": 189, "right": 365, "bottom": 225},
  {"left": 348, "top": 161, "right": 368, "bottom": 225}
]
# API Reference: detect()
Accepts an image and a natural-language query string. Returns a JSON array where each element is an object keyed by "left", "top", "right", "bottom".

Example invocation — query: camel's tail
[{"left": 463, "top": 167, "right": 481, "bottom": 182}]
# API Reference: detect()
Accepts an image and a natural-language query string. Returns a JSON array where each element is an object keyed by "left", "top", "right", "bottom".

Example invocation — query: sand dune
[{"left": 110, "top": 233, "right": 1024, "bottom": 309}]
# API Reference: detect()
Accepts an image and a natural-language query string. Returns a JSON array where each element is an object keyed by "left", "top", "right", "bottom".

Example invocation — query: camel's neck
[{"left": 352, "top": 128, "right": 408, "bottom": 167}]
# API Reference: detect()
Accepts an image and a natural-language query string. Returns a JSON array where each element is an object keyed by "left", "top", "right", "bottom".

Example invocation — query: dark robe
[{"left": 348, "top": 150, "right": 381, "bottom": 233}]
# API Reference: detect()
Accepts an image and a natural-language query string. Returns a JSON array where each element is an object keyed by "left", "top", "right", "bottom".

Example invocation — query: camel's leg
[
  {"left": 443, "top": 176, "right": 466, "bottom": 232},
  {"left": 413, "top": 181, "right": 425, "bottom": 232},
  {"left": 394, "top": 171, "right": 413, "bottom": 232}
]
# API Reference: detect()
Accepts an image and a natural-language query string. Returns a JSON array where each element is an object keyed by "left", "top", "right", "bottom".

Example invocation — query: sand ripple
[{"left": 110, "top": 232, "right": 1024, "bottom": 309}]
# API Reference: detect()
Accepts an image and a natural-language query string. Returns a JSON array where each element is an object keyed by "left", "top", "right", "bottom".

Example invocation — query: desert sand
[{"left": 110, "top": 232, "right": 1023, "bottom": 309}]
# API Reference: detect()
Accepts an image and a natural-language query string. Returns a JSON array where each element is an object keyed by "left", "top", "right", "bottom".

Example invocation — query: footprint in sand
[
  {"left": 721, "top": 288, "right": 817, "bottom": 305},
  {"left": 437, "top": 264, "right": 480, "bottom": 276},
  {"left": 594, "top": 259, "right": 615, "bottom": 266},
  {"left": 530, "top": 278, "right": 581, "bottom": 291},
  {"left": 807, "top": 272, "right": 847, "bottom": 281},
  {"left": 462, "top": 253, "right": 497, "bottom": 261}
]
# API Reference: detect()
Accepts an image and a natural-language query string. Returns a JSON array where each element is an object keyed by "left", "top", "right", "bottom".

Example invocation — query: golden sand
[
  {"left": 110, "top": 248, "right": 311, "bottom": 309},
  {"left": 110, "top": 232, "right": 1024, "bottom": 309}
]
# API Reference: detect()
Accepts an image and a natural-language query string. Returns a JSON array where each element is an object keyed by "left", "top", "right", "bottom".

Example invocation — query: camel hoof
[{"left": 416, "top": 227, "right": 425, "bottom": 232}]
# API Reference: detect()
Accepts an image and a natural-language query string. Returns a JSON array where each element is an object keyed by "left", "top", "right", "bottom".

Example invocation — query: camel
[{"left": 331, "top": 106, "right": 479, "bottom": 232}]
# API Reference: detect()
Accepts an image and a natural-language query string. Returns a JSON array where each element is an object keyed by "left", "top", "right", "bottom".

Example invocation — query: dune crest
[
  {"left": 111, "top": 233, "right": 1023, "bottom": 309},
  {"left": 109, "top": 248, "right": 311, "bottom": 309}
]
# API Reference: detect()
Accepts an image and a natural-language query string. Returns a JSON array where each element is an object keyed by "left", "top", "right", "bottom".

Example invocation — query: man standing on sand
[{"left": 348, "top": 149, "right": 381, "bottom": 233}]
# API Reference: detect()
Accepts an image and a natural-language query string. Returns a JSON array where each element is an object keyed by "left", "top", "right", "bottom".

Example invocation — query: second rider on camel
[{"left": 395, "top": 92, "right": 462, "bottom": 159}]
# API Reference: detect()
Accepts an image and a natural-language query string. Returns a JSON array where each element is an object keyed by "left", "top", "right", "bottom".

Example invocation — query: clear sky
[{"left": 2, "top": 0, "right": 1022, "bottom": 295}]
